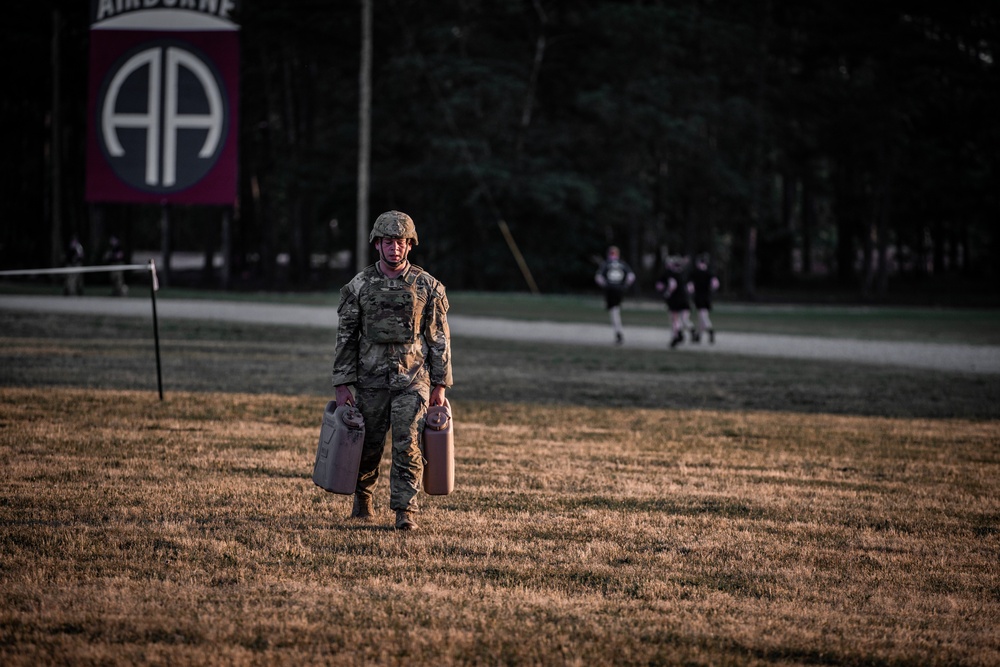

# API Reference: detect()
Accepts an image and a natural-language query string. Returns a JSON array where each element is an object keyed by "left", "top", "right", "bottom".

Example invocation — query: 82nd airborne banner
[{"left": 85, "top": 0, "right": 240, "bottom": 204}]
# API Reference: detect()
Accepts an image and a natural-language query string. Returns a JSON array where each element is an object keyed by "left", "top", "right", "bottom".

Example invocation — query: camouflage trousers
[{"left": 354, "top": 385, "right": 429, "bottom": 512}]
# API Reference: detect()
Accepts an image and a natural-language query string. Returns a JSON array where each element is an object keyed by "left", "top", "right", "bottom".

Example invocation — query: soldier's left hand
[{"left": 430, "top": 385, "right": 447, "bottom": 407}]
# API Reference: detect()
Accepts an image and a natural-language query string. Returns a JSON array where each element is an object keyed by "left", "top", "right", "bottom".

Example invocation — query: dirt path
[{"left": 2, "top": 294, "right": 998, "bottom": 374}]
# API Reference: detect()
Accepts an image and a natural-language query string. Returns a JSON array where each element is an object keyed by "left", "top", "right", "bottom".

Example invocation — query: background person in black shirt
[
  {"left": 594, "top": 245, "right": 636, "bottom": 345},
  {"left": 686, "top": 253, "right": 720, "bottom": 343}
]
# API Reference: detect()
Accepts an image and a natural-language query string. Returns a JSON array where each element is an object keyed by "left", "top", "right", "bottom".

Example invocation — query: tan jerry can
[
  {"left": 422, "top": 399, "right": 454, "bottom": 495},
  {"left": 312, "top": 401, "right": 365, "bottom": 494}
]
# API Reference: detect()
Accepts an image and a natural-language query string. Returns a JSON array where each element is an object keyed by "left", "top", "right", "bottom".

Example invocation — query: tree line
[{"left": 3, "top": 0, "right": 998, "bottom": 299}]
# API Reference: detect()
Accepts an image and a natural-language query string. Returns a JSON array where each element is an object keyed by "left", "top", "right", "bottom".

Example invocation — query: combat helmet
[{"left": 369, "top": 210, "right": 419, "bottom": 246}]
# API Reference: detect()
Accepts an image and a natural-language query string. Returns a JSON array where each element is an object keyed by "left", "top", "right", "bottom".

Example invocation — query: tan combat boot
[
  {"left": 395, "top": 510, "right": 418, "bottom": 531},
  {"left": 350, "top": 494, "right": 374, "bottom": 521}
]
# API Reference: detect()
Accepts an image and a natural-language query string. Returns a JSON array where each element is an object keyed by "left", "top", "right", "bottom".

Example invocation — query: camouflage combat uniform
[{"left": 331, "top": 262, "right": 452, "bottom": 512}]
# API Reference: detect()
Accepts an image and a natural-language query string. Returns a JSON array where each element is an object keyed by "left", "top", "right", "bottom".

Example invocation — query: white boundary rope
[
  {"left": 1, "top": 260, "right": 164, "bottom": 398},
  {"left": 0, "top": 264, "right": 150, "bottom": 277}
]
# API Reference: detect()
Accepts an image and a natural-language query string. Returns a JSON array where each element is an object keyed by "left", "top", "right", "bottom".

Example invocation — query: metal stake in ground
[{"left": 148, "top": 260, "right": 163, "bottom": 401}]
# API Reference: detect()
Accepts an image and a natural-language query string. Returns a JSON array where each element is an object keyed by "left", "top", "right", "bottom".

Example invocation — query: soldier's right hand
[{"left": 335, "top": 385, "right": 355, "bottom": 407}]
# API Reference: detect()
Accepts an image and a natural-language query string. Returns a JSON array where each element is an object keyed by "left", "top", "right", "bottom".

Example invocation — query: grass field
[{"left": 1, "top": 306, "right": 999, "bottom": 665}]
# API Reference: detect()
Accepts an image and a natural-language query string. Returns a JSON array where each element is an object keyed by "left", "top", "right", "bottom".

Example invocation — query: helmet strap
[{"left": 376, "top": 240, "right": 409, "bottom": 270}]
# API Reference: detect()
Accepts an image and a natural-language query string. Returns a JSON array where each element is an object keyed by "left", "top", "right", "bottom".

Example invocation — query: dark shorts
[
  {"left": 666, "top": 293, "right": 689, "bottom": 313},
  {"left": 605, "top": 287, "right": 624, "bottom": 309}
]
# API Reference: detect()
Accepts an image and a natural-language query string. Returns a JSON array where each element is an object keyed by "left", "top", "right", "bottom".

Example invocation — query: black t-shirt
[{"left": 598, "top": 258, "right": 632, "bottom": 290}]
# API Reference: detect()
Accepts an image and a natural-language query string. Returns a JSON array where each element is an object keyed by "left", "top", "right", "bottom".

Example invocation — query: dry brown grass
[{"left": 1, "top": 386, "right": 998, "bottom": 666}]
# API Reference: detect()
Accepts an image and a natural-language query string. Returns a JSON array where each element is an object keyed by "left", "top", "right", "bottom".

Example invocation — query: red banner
[{"left": 85, "top": 5, "right": 240, "bottom": 205}]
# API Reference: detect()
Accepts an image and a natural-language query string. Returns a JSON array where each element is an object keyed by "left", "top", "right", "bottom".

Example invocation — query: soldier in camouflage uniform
[{"left": 331, "top": 210, "right": 453, "bottom": 531}]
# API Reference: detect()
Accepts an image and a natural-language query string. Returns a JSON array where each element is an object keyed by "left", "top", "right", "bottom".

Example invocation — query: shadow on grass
[{"left": 558, "top": 495, "right": 772, "bottom": 520}]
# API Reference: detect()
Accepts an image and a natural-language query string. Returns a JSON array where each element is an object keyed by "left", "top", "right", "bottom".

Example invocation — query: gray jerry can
[
  {"left": 312, "top": 401, "right": 365, "bottom": 494},
  {"left": 422, "top": 399, "right": 454, "bottom": 495}
]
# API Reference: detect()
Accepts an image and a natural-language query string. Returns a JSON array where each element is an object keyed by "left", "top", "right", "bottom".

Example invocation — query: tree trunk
[
  {"left": 515, "top": 0, "right": 547, "bottom": 160},
  {"left": 254, "top": 46, "right": 276, "bottom": 284},
  {"left": 290, "top": 196, "right": 304, "bottom": 285},
  {"left": 744, "top": 0, "right": 770, "bottom": 299},
  {"left": 959, "top": 222, "right": 970, "bottom": 276},
  {"left": 861, "top": 219, "right": 875, "bottom": 298},
  {"left": 875, "top": 178, "right": 892, "bottom": 296},
  {"left": 160, "top": 205, "right": 172, "bottom": 288},
  {"left": 743, "top": 224, "right": 757, "bottom": 299},
  {"left": 50, "top": 8, "right": 62, "bottom": 269},
  {"left": 89, "top": 205, "right": 105, "bottom": 273},
  {"left": 202, "top": 215, "right": 217, "bottom": 287},
  {"left": 932, "top": 220, "right": 945, "bottom": 276},
  {"left": 356, "top": 0, "right": 372, "bottom": 272},
  {"left": 835, "top": 204, "right": 855, "bottom": 287},
  {"left": 221, "top": 209, "right": 231, "bottom": 290},
  {"left": 782, "top": 171, "right": 796, "bottom": 276},
  {"left": 684, "top": 194, "right": 698, "bottom": 258},
  {"left": 801, "top": 174, "right": 815, "bottom": 275},
  {"left": 948, "top": 227, "right": 959, "bottom": 273}
]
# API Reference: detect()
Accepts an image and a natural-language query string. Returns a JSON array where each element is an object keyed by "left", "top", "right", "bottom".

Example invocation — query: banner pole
[{"left": 148, "top": 260, "right": 163, "bottom": 401}]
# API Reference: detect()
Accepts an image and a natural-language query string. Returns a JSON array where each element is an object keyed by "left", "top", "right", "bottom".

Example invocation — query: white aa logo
[{"left": 101, "top": 43, "right": 225, "bottom": 190}]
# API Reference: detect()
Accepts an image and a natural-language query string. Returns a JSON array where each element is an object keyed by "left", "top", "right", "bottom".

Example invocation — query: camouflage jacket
[{"left": 331, "top": 263, "right": 453, "bottom": 391}]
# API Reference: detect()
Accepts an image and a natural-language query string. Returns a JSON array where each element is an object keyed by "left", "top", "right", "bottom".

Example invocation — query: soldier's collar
[
  {"left": 377, "top": 261, "right": 422, "bottom": 285},
  {"left": 377, "top": 260, "right": 408, "bottom": 278},
  {"left": 400, "top": 263, "right": 420, "bottom": 285}
]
